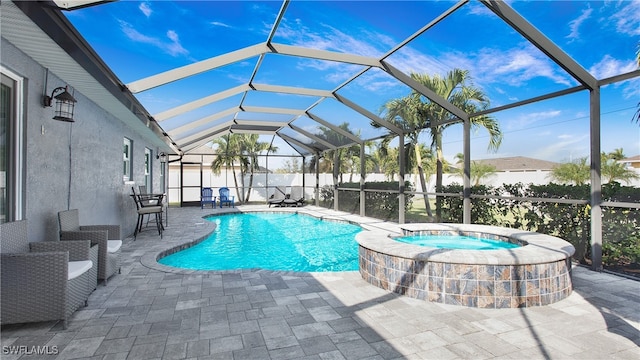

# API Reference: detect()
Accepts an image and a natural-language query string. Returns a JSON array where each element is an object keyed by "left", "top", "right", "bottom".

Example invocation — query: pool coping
[{"left": 356, "top": 223, "right": 576, "bottom": 265}]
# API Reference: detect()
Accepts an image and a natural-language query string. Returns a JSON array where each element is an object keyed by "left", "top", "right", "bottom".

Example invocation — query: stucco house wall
[{"left": 2, "top": 37, "right": 164, "bottom": 241}]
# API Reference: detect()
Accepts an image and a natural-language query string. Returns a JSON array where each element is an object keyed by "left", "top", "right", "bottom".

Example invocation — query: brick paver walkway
[{"left": 1, "top": 205, "right": 638, "bottom": 359}]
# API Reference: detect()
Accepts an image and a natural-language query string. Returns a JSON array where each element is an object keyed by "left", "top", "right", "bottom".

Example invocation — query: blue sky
[{"left": 65, "top": 0, "right": 640, "bottom": 165}]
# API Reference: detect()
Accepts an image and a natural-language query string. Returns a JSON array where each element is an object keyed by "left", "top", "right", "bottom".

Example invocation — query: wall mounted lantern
[
  {"left": 156, "top": 152, "right": 167, "bottom": 163},
  {"left": 43, "top": 85, "right": 77, "bottom": 122}
]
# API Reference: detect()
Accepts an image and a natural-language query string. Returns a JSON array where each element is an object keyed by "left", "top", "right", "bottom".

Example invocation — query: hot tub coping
[{"left": 356, "top": 223, "right": 575, "bottom": 265}]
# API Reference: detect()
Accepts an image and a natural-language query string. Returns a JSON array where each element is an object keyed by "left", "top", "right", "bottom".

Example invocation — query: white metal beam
[
  {"left": 278, "top": 133, "right": 319, "bottom": 154},
  {"left": 126, "top": 43, "right": 268, "bottom": 93},
  {"left": 154, "top": 84, "right": 250, "bottom": 121},
  {"left": 288, "top": 124, "right": 336, "bottom": 149},
  {"left": 241, "top": 105, "right": 305, "bottom": 116},
  {"left": 252, "top": 83, "right": 333, "bottom": 98},
  {"left": 168, "top": 107, "right": 239, "bottom": 137},
  {"left": 269, "top": 43, "right": 381, "bottom": 67},
  {"left": 234, "top": 119, "right": 289, "bottom": 128},
  {"left": 176, "top": 124, "right": 231, "bottom": 149},
  {"left": 180, "top": 129, "right": 230, "bottom": 153},
  {"left": 52, "top": 0, "right": 111, "bottom": 10},
  {"left": 305, "top": 112, "right": 363, "bottom": 145}
]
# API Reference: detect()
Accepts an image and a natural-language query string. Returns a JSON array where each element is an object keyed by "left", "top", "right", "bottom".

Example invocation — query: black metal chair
[{"left": 131, "top": 188, "right": 164, "bottom": 239}]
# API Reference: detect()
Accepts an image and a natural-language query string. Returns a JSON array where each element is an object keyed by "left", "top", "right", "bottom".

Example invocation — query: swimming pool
[
  {"left": 392, "top": 234, "right": 521, "bottom": 250},
  {"left": 158, "top": 212, "right": 362, "bottom": 272}
]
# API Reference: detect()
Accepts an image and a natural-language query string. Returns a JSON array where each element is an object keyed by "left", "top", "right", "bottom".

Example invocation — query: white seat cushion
[
  {"left": 68, "top": 260, "right": 93, "bottom": 280},
  {"left": 107, "top": 240, "right": 122, "bottom": 253}
]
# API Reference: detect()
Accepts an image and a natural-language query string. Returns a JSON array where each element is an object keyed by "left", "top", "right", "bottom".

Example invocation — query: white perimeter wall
[{"left": 169, "top": 167, "right": 640, "bottom": 204}]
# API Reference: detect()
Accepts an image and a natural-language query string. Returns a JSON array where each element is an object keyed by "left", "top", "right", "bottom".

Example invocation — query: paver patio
[{"left": 1, "top": 205, "right": 638, "bottom": 359}]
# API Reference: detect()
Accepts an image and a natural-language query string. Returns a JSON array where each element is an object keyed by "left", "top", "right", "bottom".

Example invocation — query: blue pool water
[
  {"left": 393, "top": 235, "right": 520, "bottom": 250},
  {"left": 159, "top": 212, "right": 362, "bottom": 272}
]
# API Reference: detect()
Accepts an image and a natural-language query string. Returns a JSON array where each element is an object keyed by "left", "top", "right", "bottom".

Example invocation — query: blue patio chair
[
  {"left": 219, "top": 187, "right": 235, "bottom": 208},
  {"left": 201, "top": 187, "right": 216, "bottom": 208}
]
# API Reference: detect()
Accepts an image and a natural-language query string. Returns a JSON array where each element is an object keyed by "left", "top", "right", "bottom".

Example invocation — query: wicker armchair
[
  {"left": 58, "top": 209, "right": 122, "bottom": 285},
  {"left": 1, "top": 220, "right": 96, "bottom": 329}
]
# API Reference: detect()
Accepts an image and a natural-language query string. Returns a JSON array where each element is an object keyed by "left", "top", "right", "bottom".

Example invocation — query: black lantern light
[
  {"left": 43, "top": 86, "right": 77, "bottom": 122},
  {"left": 156, "top": 152, "right": 167, "bottom": 163}
]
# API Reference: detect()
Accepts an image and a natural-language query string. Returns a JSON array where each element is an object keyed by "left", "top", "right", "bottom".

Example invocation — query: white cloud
[
  {"left": 566, "top": 6, "right": 593, "bottom": 42},
  {"left": 211, "top": 21, "right": 231, "bottom": 28},
  {"left": 139, "top": 2, "right": 152, "bottom": 18},
  {"left": 589, "top": 55, "right": 637, "bottom": 79},
  {"left": 471, "top": 45, "right": 574, "bottom": 87},
  {"left": 609, "top": 0, "right": 640, "bottom": 36},
  {"left": 505, "top": 110, "right": 562, "bottom": 130},
  {"left": 465, "top": 2, "right": 495, "bottom": 17},
  {"left": 532, "top": 133, "right": 589, "bottom": 161},
  {"left": 119, "top": 20, "right": 188, "bottom": 57},
  {"left": 165, "top": 30, "right": 188, "bottom": 57}
]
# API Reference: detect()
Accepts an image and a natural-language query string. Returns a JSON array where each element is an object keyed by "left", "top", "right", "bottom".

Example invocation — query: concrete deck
[{"left": 1, "top": 205, "right": 639, "bottom": 359}]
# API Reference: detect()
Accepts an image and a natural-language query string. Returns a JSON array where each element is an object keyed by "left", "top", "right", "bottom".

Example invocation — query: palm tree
[
  {"left": 378, "top": 69, "right": 502, "bottom": 220},
  {"left": 634, "top": 43, "right": 639, "bottom": 124},
  {"left": 211, "top": 135, "right": 246, "bottom": 200},
  {"left": 236, "top": 134, "right": 277, "bottom": 203},
  {"left": 550, "top": 151, "right": 638, "bottom": 185},
  {"left": 601, "top": 150, "right": 639, "bottom": 184},
  {"left": 308, "top": 123, "right": 363, "bottom": 183},
  {"left": 453, "top": 153, "right": 497, "bottom": 186}
]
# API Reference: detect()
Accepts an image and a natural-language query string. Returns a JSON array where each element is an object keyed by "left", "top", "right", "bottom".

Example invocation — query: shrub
[{"left": 321, "top": 181, "right": 413, "bottom": 220}]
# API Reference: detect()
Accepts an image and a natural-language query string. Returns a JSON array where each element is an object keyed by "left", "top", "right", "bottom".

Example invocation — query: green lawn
[{"left": 405, "top": 198, "right": 436, "bottom": 223}]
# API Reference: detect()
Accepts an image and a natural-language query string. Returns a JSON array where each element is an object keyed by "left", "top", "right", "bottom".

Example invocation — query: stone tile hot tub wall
[{"left": 356, "top": 224, "right": 575, "bottom": 309}]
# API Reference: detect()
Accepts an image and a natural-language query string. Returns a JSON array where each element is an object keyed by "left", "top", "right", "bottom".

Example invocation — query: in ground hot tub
[{"left": 356, "top": 223, "right": 575, "bottom": 308}]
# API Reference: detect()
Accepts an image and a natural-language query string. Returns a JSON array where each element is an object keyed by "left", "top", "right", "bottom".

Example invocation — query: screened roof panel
[
  {"left": 309, "top": 98, "right": 390, "bottom": 141},
  {"left": 42, "top": 0, "right": 638, "bottom": 159},
  {"left": 171, "top": 113, "right": 235, "bottom": 142},
  {"left": 137, "top": 60, "right": 257, "bottom": 116},
  {"left": 159, "top": 93, "right": 245, "bottom": 133},
  {"left": 241, "top": 90, "right": 318, "bottom": 110},
  {"left": 287, "top": 114, "right": 360, "bottom": 149},
  {"left": 278, "top": 127, "right": 319, "bottom": 148},
  {"left": 253, "top": 53, "right": 366, "bottom": 90},
  {"left": 336, "top": 67, "right": 416, "bottom": 119},
  {"left": 64, "top": 1, "right": 279, "bottom": 81},
  {"left": 277, "top": 134, "right": 327, "bottom": 155},
  {"left": 385, "top": 2, "right": 581, "bottom": 109},
  {"left": 272, "top": 0, "right": 453, "bottom": 56},
  {"left": 234, "top": 111, "right": 294, "bottom": 123},
  {"left": 510, "top": 1, "right": 639, "bottom": 79}
]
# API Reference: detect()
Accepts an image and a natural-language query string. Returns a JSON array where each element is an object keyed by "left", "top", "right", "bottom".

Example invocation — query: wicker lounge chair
[
  {"left": 219, "top": 187, "right": 235, "bottom": 208},
  {"left": 283, "top": 186, "right": 305, "bottom": 207},
  {"left": 1, "top": 220, "right": 96, "bottom": 329},
  {"left": 58, "top": 209, "right": 122, "bottom": 285},
  {"left": 268, "top": 186, "right": 287, "bottom": 207}
]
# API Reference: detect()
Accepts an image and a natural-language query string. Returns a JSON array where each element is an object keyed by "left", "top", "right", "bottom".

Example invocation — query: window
[
  {"left": 144, "top": 147, "right": 152, "bottom": 191},
  {"left": 159, "top": 159, "right": 166, "bottom": 194},
  {"left": 123, "top": 138, "right": 132, "bottom": 181},
  {"left": 1, "top": 68, "right": 24, "bottom": 223}
]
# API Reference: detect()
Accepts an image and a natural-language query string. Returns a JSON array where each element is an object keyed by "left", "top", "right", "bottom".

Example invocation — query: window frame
[
  {"left": 123, "top": 137, "right": 132, "bottom": 182},
  {"left": 1, "top": 66, "right": 24, "bottom": 222},
  {"left": 144, "top": 147, "right": 152, "bottom": 192}
]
